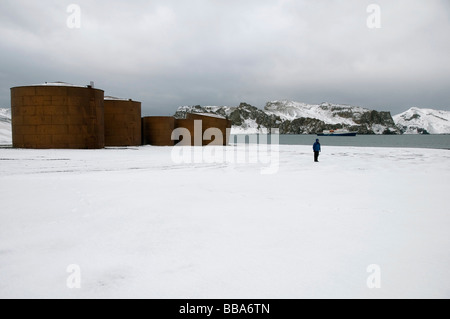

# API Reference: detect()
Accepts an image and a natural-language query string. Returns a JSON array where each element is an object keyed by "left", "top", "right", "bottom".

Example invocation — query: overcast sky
[{"left": 1, "top": 0, "right": 449, "bottom": 115}]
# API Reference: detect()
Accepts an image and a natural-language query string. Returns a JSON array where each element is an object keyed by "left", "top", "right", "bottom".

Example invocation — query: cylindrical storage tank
[
  {"left": 142, "top": 116, "right": 175, "bottom": 146},
  {"left": 174, "top": 119, "right": 195, "bottom": 146},
  {"left": 104, "top": 97, "right": 142, "bottom": 147},
  {"left": 11, "top": 83, "right": 104, "bottom": 149},
  {"left": 186, "top": 113, "right": 232, "bottom": 146}
]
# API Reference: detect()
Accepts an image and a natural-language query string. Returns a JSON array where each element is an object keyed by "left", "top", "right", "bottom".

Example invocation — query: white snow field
[{"left": 0, "top": 144, "right": 449, "bottom": 299}]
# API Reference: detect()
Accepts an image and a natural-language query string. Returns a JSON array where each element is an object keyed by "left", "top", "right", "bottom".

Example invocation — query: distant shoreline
[{"left": 231, "top": 134, "right": 450, "bottom": 150}]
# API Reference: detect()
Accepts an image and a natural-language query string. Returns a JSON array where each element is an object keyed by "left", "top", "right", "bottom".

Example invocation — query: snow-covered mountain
[
  {"left": 265, "top": 101, "right": 369, "bottom": 124},
  {"left": 175, "top": 101, "right": 400, "bottom": 135},
  {"left": 0, "top": 108, "right": 12, "bottom": 144},
  {"left": 393, "top": 107, "right": 450, "bottom": 134}
]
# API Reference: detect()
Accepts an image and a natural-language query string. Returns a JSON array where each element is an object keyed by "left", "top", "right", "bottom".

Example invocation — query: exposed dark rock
[{"left": 174, "top": 102, "right": 401, "bottom": 135}]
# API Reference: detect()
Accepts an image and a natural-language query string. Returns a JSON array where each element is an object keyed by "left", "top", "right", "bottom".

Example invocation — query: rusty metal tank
[
  {"left": 10, "top": 83, "right": 104, "bottom": 149},
  {"left": 141, "top": 116, "right": 175, "bottom": 146},
  {"left": 186, "top": 113, "right": 232, "bottom": 146},
  {"left": 104, "top": 97, "right": 142, "bottom": 147},
  {"left": 174, "top": 119, "right": 196, "bottom": 146}
]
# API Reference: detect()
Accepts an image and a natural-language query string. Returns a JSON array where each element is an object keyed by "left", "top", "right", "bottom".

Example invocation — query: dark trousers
[{"left": 314, "top": 151, "right": 320, "bottom": 162}]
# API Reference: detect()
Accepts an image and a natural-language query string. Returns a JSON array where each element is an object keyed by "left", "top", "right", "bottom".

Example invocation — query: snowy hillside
[
  {"left": 265, "top": 101, "right": 368, "bottom": 125},
  {"left": 266, "top": 100, "right": 399, "bottom": 134},
  {"left": 175, "top": 104, "right": 272, "bottom": 134},
  {"left": 175, "top": 101, "right": 400, "bottom": 135},
  {"left": 394, "top": 107, "right": 450, "bottom": 134},
  {"left": 0, "top": 108, "right": 12, "bottom": 144}
]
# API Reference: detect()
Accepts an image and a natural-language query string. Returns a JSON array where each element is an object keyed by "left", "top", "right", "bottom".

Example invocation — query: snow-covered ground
[{"left": 0, "top": 145, "right": 449, "bottom": 299}]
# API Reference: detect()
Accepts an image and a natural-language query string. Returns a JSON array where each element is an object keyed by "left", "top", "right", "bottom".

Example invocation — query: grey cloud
[{"left": 0, "top": 0, "right": 449, "bottom": 116}]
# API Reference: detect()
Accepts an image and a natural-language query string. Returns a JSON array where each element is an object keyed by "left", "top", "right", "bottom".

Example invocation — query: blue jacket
[{"left": 313, "top": 141, "right": 321, "bottom": 152}]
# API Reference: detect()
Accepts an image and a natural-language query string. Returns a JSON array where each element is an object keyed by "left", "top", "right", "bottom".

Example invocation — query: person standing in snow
[{"left": 313, "top": 139, "right": 321, "bottom": 162}]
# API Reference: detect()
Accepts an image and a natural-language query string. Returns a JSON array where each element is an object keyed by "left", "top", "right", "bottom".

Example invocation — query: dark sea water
[
  {"left": 2, "top": 135, "right": 449, "bottom": 150},
  {"left": 231, "top": 134, "right": 450, "bottom": 150}
]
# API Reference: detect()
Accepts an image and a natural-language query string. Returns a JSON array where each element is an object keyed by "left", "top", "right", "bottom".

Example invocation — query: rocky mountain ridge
[
  {"left": 175, "top": 101, "right": 401, "bottom": 135},
  {"left": 393, "top": 107, "right": 450, "bottom": 134}
]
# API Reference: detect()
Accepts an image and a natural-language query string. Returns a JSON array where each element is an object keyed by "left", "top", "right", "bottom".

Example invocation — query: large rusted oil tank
[
  {"left": 142, "top": 116, "right": 175, "bottom": 146},
  {"left": 186, "top": 113, "right": 232, "bottom": 146},
  {"left": 174, "top": 119, "right": 196, "bottom": 146},
  {"left": 10, "top": 83, "right": 104, "bottom": 149},
  {"left": 104, "top": 97, "right": 142, "bottom": 147}
]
